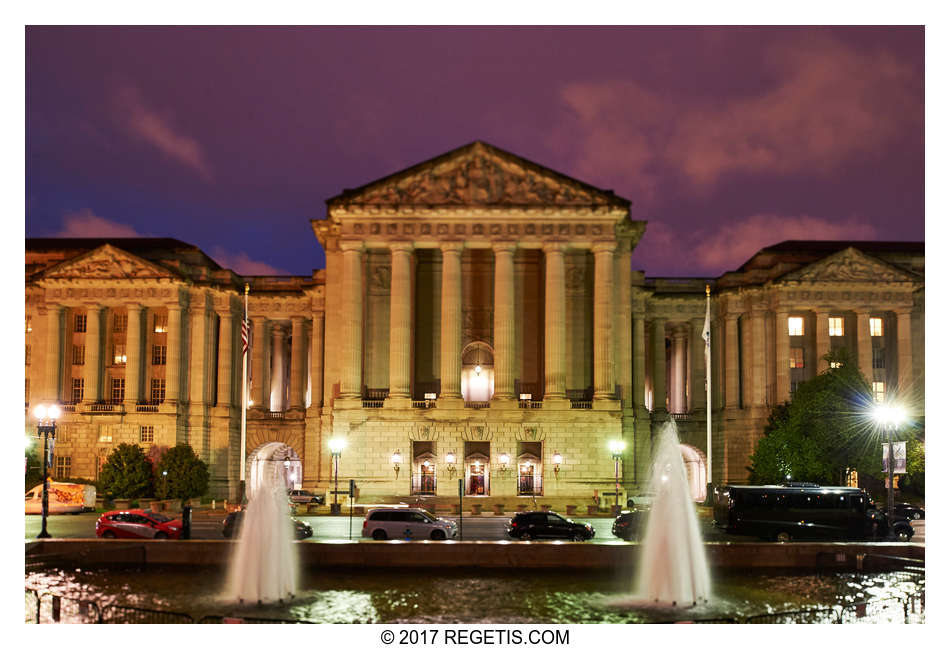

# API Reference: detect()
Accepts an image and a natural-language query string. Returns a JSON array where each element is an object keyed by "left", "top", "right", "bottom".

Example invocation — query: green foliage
[
  {"left": 99, "top": 443, "right": 155, "bottom": 499},
  {"left": 748, "top": 348, "right": 911, "bottom": 485},
  {"left": 24, "top": 442, "right": 44, "bottom": 491},
  {"left": 898, "top": 437, "right": 925, "bottom": 497},
  {"left": 155, "top": 444, "right": 209, "bottom": 504}
]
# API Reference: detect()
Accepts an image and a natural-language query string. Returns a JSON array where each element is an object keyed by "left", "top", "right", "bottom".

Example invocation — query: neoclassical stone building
[{"left": 24, "top": 142, "right": 924, "bottom": 503}]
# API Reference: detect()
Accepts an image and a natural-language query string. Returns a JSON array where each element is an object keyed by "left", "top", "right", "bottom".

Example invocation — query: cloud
[
  {"left": 209, "top": 246, "right": 289, "bottom": 276},
  {"left": 114, "top": 86, "right": 213, "bottom": 180},
  {"left": 55, "top": 208, "right": 145, "bottom": 238},
  {"left": 557, "top": 35, "right": 920, "bottom": 199}
]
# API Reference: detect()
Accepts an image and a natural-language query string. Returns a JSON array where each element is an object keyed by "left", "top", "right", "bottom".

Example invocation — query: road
[{"left": 28, "top": 512, "right": 922, "bottom": 544}]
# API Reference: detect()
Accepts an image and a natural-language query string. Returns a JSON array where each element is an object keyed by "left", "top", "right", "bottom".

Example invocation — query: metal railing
[
  {"left": 517, "top": 476, "right": 543, "bottom": 496},
  {"left": 411, "top": 400, "right": 436, "bottom": 409},
  {"left": 518, "top": 400, "right": 543, "bottom": 409},
  {"left": 362, "top": 400, "right": 384, "bottom": 409},
  {"left": 670, "top": 412, "right": 691, "bottom": 421},
  {"left": 410, "top": 473, "right": 437, "bottom": 496},
  {"left": 268, "top": 411, "right": 285, "bottom": 419},
  {"left": 464, "top": 401, "right": 490, "bottom": 409},
  {"left": 87, "top": 403, "right": 116, "bottom": 413},
  {"left": 569, "top": 400, "right": 592, "bottom": 409},
  {"left": 135, "top": 403, "right": 160, "bottom": 412}
]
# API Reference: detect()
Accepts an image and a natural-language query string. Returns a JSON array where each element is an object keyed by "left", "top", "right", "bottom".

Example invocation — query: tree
[
  {"left": 99, "top": 443, "right": 155, "bottom": 499},
  {"left": 155, "top": 444, "right": 209, "bottom": 505},
  {"left": 748, "top": 349, "right": 910, "bottom": 485},
  {"left": 25, "top": 442, "right": 44, "bottom": 491},
  {"left": 898, "top": 437, "right": 925, "bottom": 497}
]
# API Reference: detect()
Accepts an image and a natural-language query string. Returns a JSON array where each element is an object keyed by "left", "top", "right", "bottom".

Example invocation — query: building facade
[{"left": 24, "top": 142, "right": 925, "bottom": 503}]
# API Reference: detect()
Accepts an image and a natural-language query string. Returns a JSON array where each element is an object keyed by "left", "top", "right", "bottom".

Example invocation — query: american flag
[{"left": 241, "top": 317, "right": 249, "bottom": 355}]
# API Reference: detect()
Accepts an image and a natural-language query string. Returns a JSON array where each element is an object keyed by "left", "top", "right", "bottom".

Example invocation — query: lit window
[
  {"left": 72, "top": 345, "right": 85, "bottom": 365},
  {"left": 154, "top": 315, "right": 168, "bottom": 334},
  {"left": 872, "top": 381, "right": 886, "bottom": 403},
  {"left": 140, "top": 426, "right": 154, "bottom": 443},
  {"left": 75, "top": 314, "right": 87, "bottom": 333},
  {"left": 870, "top": 317, "right": 883, "bottom": 337},
  {"left": 829, "top": 317, "right": 844, "bottom": 337},
  {"left": 25, "top": 316, "right": 32, "bottom": 334},
  {"left": 72, "top": 378, "right": 84, "bottom": 403},
  {"left": 152, "top": 345, "right": 167, "bottom": 365},
  {"left": 55, "top": 456, "right": 71, "bottom": 480},
  {"left": 830, "top": 361, "right": 842, "bottom": 369},
  {"left": 113, "top": 313, "right": 128, "bottom": 333},
  {"left": 788, "top": 316, "right": 804, "bottom": 336},
  {"left": 113, "top": 343, "right": 127, "bottom": 365},
  {"left": 150, "top": 378, "right": 166, "bottom": 403},
  {"left": 789, "top": 347, "right": 804, "bottom": 369},
  {"left": 111, "top": 378, "right": 125, "bottom": 403}
]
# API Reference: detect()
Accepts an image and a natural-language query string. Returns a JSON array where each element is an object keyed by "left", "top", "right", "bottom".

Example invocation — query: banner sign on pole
[{"left": 882, "top": 441, "right": 907, "bottom": 474}]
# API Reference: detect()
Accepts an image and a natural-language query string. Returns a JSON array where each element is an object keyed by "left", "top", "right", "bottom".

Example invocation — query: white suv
[{"left": 362, "top": 507, "right": 458, "bottom": 541}]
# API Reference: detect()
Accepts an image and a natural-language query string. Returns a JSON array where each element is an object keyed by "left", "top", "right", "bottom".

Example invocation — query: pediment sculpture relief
[
  {"left": 45, "top": 245, "right": 174, "bottom": 280},
  {"left": 789, "top": 248, "right": 912, "bottom": 283}
]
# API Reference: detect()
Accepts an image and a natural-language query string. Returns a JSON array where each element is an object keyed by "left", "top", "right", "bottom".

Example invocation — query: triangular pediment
[
  {"left": 39, "top": 244, "right": 179, "bottom": 281},
  {"left": 779, "top": 247, "right": 918, "bottom": 284},
  {"left": 328, "top": 141, "right": 630, "bottom": 209}
]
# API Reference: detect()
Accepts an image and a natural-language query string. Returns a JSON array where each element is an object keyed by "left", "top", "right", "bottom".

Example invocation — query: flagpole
[
  {"left": 704, "top": 284, "right": 713, "bottom": 503},
  {"left": 240, "top": 283, "right": 249, "bottom": 503}
]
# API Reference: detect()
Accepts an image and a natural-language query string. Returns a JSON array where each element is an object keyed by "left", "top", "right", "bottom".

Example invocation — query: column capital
[
  {"left": 440, "top": 241, "right": 465, "bottom": 254},
  {"left": 389, "top": 241, "right": 415, "bottom": 253},
  {"left": 290, "top": 315, "right": 305, "bottom": 324},
  {"left": 270, "top": 322, "right": 287, "bottom": 336},
  {"left": 542, "top": 241, "right": 567, "bottom": 254},
  {"left": 339, "top": 239, "right": 365, "bottom": 252},
  {"left": 491, "top": 241, "right": 518, "bottom": 254},
  {"left": 124, "top": 302, "right": 144, "bottom": 311},
  {"left": 592, "top": 240, "right": 618, "bottom": 254}
]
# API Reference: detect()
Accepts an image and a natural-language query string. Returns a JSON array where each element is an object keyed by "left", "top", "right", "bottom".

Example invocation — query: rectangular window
[
  {"left": 152, "top": 345, "right": 167, "bottom": 365},
  {"left": 72, "top": 378, "right": 84, "bottom": 403},
  {"left": 789, "top": 347, "right": 804, "bottom": 369},
  {"left": 870, "top": 317, "right": 883, "bottom": 337},
  {"left": 154, "top": 315, "right": 168, "bottom": 334},
  {"left": 829, "top": 317, "right": 844, "bottom": 337},
  {"left": 75, "top": 314, "right": 87, "bottom": 333},
  {"left": 788, "top": 316, "right": 804, "bottom": 337},
  {"left": 872, "top": 381, "right": 886, "bottom": 403},
  {"left": 113, "top": 313, "right": 128, "bottom": 333},
  {"left": 25, "top": 316, "right": 32, "bottom": 334},
  {"left": 55, "top": 456, "right": 71, "bottom": 480},
  {"left": 872, "top": 347, "right": 885, "bottom": 369},
  {"left": 72, "top": 345, "right": 85, "bottom": 365},
  {"left": 140, "top": 426, "right": 154, "bottom": 443},
  {"left": 25, "top": 344, "right": 31, "bottom": 365},
  {"left": 830, "top": 361, "right": 843, "bottom": 369},
  {"left": 111, "top": 378, "right": 125, "bottom": 403},
  {"left": 113, "top": 343, "right": 127, "bottom": 365},
  {"left": 150, "top": 378, "right": 166, "bottom": 403}
]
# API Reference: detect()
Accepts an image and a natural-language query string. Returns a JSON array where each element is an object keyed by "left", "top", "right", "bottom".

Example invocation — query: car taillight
[
  {"left": 362, "top": 520, "right": 367, "bottom": 529},
  {"left": 511, "top": 521, "right": 517, "bottom": 527}
]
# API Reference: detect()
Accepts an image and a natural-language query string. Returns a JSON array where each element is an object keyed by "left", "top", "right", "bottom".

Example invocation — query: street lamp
[
  {"left": 552, "top": 451, "right": 563, "bottom": 477},
  {"left": 33, "top": 403, "right": 61, "bottom": 539},
  {"left": 872, "top": 403, "right": 906, "bottom": 539},
  {"left": 445, "top": 451, "right": 457, "bottom": 476},
  {"left": 608, "top": 440, "right": 625, "bottom": 510},
  {"left": 391, "top": 450, "right": 402, "bottom": 477},
  {"left": 329, "top": 438, "right": 345, "bottom": 515}
]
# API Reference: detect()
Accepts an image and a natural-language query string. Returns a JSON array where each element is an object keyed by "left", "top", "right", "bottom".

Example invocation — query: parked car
[
  {"left": 894, "top": 503, "right": 925, "bottom": 520},
  {"left": 96, "top": 509, "right": 182, "bottom": 539},
  {"left": 222, "top": 510, "right": 313, "bottom": 540},
  {"left": 288, "top": 489, "right": 324, "bottom": 505},
  {"left": 506, "top": 511, "right": 594, "bottom": 541},
  {"left": 362, "top": 507, "right": 457, "bottom": 540},
  {"left": 612, "top": 508, "right": 649, "bottom": 541},
  {"left": 627, "top": 492, "right": 655, "bottom": 508}
]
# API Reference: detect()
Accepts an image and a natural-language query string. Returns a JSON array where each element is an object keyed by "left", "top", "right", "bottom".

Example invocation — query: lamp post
[
  {"left": 161, "top": 470, "right": 168, "bottom": 499},
  {"left": 33, "top": 404, "right": 61, "bottom": 539},
  {"left": 872, "top": 404, "right": 906, "bottom": 539},
  {"left": 608, "top": 440, "right": 625, "bottom": 510},
  {"left": 391, "top": 450, "right": 401, "bottom": 478},
  {"left": 329, "top": 438, "right": 344, "bottom": 515}
]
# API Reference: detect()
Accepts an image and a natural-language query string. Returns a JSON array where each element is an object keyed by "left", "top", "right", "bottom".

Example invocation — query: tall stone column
[
  {"left": 897, "top": 309, "right": 913, "bottom": 399},
  {"left": 616, "top": 242, "right": 633, "bottom": 407},
  {"left": 387, "top": 242, "right": 413, "bottom": 404},
  {"left": 856, "top": 311, "right": 873, "bottom": 382},
  {"left": 724, "top": 315, "right": 739, "bottom": 409},
  {"left": 270, "top": 323, "right": 286, "bottom": 411},
  {"left": 750, "top": 311, "right": 768, "bottom": 406},
  {"left": 651, "top": 318, "right": 667, "bottom": 413},
  {"left": 251, "top": 316, "right": 268, "bottom": 408},
  {"left": 124, "top": 305, "right": 144, "bottom": 407},
  {"left": 689, "top": 317, "right": 705, "bottom": 412},
  {"left": 632, "top": 313, "right": 646, "bottom": 411},
  {"left": 44, "top": 306, "right": 63, "bottom": 402},
  {"left": 216, "top": 311, "right": 234, "bottom": 407},
  {"left": 593, "top": 241, "right": 617, "bottom": 401},
  {"left": 310, "top": 312, "right": 325, "bottom": 409},
  {"left": 166, "top": 306, "right": 182, "bottom": 404},
  {"left": 775, "top": 309, "right": 791, "bottom": 404},
  {"left": 815, "top": 310, "right": 830, "bottom": 373},
  {"left": 492, "top": 241, "right": 517, "bottom": 404},
  {"left": 543, "top": 242, "right": 568, "bottom": 404},
  {"left": 339, "top": 240, "right": 365, "bottom": 400},
  {"left": 289, "top": 316, "right": 306, "bottom": 409},
  {"left": 439, "top": 242, "right": 463, "bottom": 403},
  {"left": 670, "top": 328, "right": 687, "bottom": 413},
  {"left": 83, "top": 306, "right": 103, "bottom": 403},
  {"left": 189, "top": 304, "right": 211, "bottom": 406}
]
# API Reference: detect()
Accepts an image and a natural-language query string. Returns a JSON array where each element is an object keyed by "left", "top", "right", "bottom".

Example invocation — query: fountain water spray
[
  {"left": 225, "top": 442, "right": 298, "bottom": 604},
  {"left": 634, "top": 420, "right": 711, "bottom": 607}
]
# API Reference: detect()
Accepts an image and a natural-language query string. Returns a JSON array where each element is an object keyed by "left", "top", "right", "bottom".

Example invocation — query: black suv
[
  {"left": 506, "top": 511, "right": 594, "bottom": 541},
  {"left": 611, "top": 508, "right": 648, "bottom": 541},
  {"left": 222, "top": 510, "right": 314, "bottom": 540}
]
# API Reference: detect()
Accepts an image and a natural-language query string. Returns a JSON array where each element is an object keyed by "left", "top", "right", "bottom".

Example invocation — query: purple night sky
[{"left": 25, "top": 26, "right": 924, "bottom": 278}]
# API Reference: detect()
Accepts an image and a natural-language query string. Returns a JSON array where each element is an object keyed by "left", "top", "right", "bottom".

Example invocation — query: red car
[{"left": 95, "top": 509, "right": 183, "bottom": 539}]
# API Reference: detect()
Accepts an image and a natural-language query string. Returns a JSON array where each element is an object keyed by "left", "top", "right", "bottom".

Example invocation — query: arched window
[{"left": 461, "top": 341, "right": 494, "bottom": 402}]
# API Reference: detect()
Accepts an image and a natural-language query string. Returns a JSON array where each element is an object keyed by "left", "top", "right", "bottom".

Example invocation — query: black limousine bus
[{"left": 712, "top": 484, "right": 913, "bottom": 542}]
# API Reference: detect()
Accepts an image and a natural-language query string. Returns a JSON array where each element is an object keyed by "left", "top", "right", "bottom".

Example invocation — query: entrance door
[
  {"left": 518, "top": 463, "right": 536, "bottom": 496},
  {"left": 420, "top": 462, "right": 436, "bottom": 495},
  {"left": 468, "top": 461, "right": 486, "bottom": 495}
]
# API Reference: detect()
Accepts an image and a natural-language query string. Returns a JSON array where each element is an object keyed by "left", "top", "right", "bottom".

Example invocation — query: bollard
[{"left": 182, "top": 505, "right": 192, "bottom": 540}]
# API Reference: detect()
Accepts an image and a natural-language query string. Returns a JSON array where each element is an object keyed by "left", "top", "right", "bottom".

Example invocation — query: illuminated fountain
[
  {"left": 224, "top": 442, "right": 298, "bottom": 604},
  {"left": 634, "top": 420, "right": 711, "bottom": 607}
]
